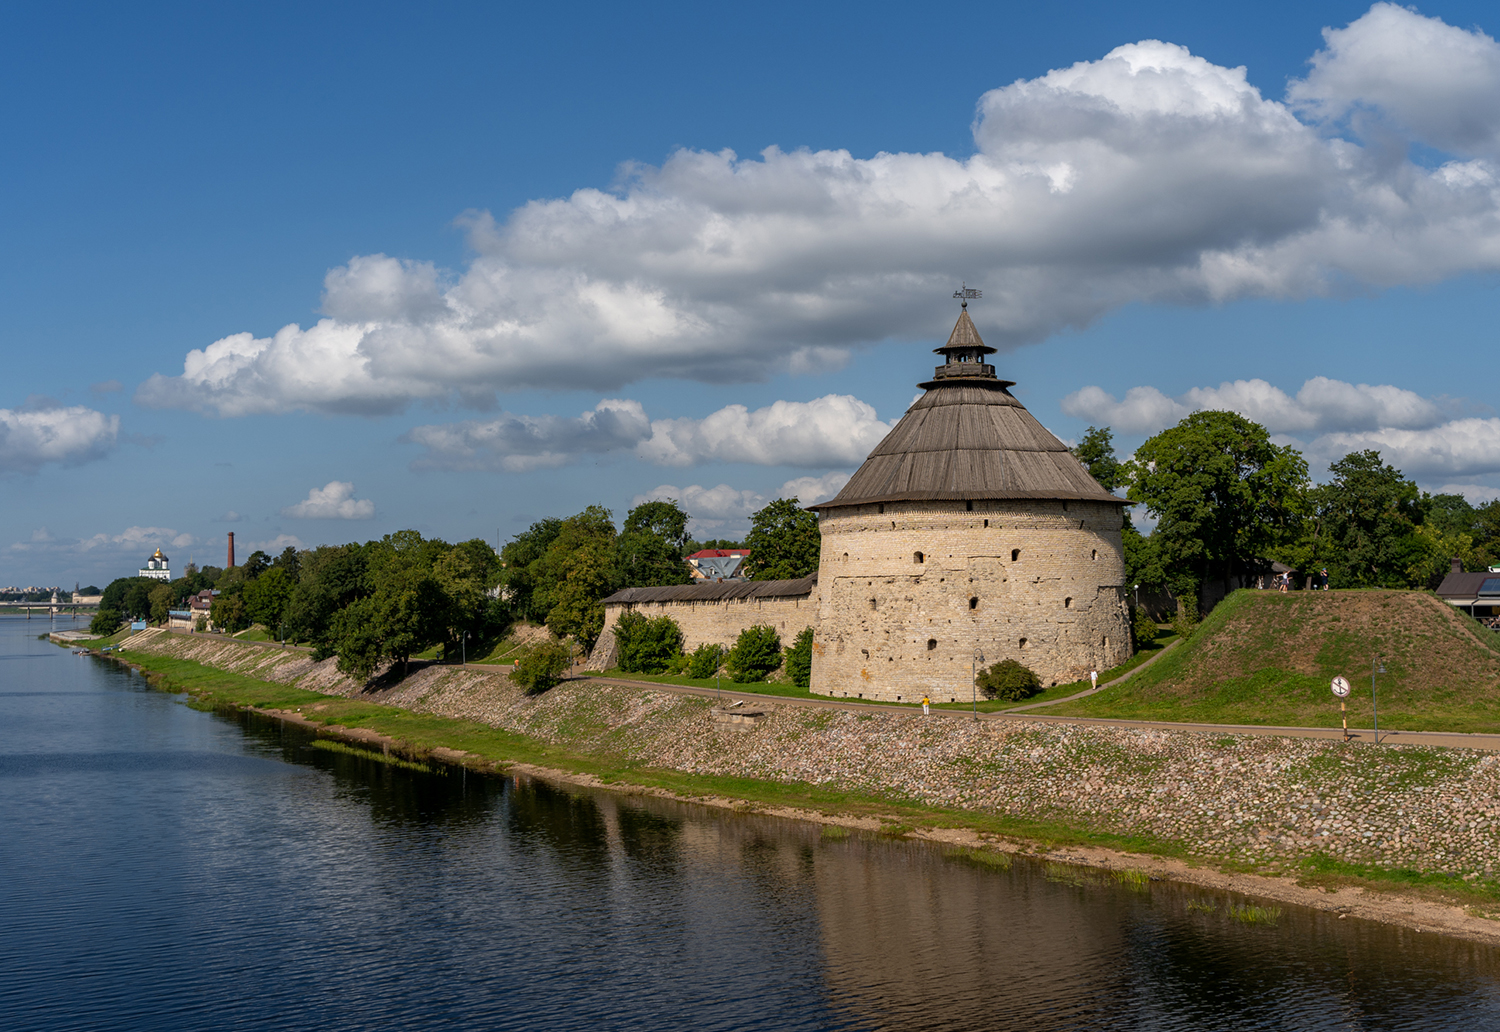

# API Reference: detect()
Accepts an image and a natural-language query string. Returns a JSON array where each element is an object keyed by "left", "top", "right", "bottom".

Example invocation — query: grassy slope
[{"left": 1049, "top": 589, "right": 1500, "bottom": 732}]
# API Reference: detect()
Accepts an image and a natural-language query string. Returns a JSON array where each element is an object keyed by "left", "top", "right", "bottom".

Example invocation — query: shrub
[
  {"left": 726, "top": 625, "right": 781, "bottom": 683},
  {"left": 90, "top": 608, "right": 122, "bottom": 637},
  {"left": 687, "top": 642, "right": 725, "bottom": 679},
  {"left": 511, "top": 639, "right": 572, "bottom": 693},
  {"left": 784, "top": 626, "right": 814, "bottom": 688},
  {"left": 613, "top": 610, "right": 684, "bottom": 674},
  {"left": 1172, "top": 592, "right": 1199, "bottom": 641},
  {"left": 975, "top": 659, "right": 1041, "bottom": 701},
  {"left": 1132, "top": 606, "right": 1157, "bottom": 649}
]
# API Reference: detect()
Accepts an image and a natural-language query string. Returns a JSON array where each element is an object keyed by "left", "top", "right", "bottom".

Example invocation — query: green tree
[
  {"left": 499, "top": 518, "right": 564, "bottom": 621},
  {"left": 976, "top": 659, "right": 1041, "bottom": 701},
  {"left": 1315, "top": 450, "right": 1425, "bottom": 588},
  {"left": 242, "top": 550, "right": 272, "bottom": 580},
  {"left": 210, "top": 593, "right": 248, "bottom": 633},
  {"left": 613, "top": 611, "right": 684, "bottom": 674},
  {"left": 532, "top": 506, "right": 618, "bottom": 647},
  {"left": 687, "top": 642, "right": 725, "bottom": 679},
  {"left": 784, "top": 626, "right": 814, "bottom": 688},
  {"left": 1127, "top": 411, "right": 1308, "bottom": 597},
  {"left": 434, "top": 538, "right": 504, "bottom": 654},
  {"left": 1072, "top": 426, "right": 1125, "bottom": 492},
  {"left": 285, "top": 544, "right": 368, "bottom": 657},
  {"left": 743, "top": 498, "right": 819, "bottom": 580},
  {"left": 271, "top": 546, "right": 302, "bottom": 579},
  {"left": 726, "top": 625, "right": 782, "bottom": 682},
  {"left": 90, "top": 608, "right": 122, "bottom": 636},
  {"left": 331, "top": 533, "right": 451, "bottom": 681},
  {"left": 100, "top": 577, "right": 158, "bottom": 618},
  {"left": 510, "top": 639, "right": 572, "bottom": 693},
  {"left": 244, "top": 566, "right": 296, "bottom": 635},
  {"left": 616, "top": 499, "right": 692, "bottom": 587},
  {"left": 148, "top": 583, "right": 173, "bottom": 625}
]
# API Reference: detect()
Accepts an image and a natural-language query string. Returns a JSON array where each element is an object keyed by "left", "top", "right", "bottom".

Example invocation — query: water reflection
[{"left": 7, "top": 615, "right": 1500, "bottom": 1031}]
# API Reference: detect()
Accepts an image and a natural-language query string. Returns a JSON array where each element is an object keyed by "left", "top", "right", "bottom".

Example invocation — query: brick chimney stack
[
  {"left": 1452, "top": 556, "right": 1464, "bottom": 575},
  {"left": 228, "top": 532, "right": 236, "bottom": 569}
]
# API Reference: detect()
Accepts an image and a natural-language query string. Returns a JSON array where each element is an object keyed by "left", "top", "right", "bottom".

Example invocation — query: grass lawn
[{"left": 1046, "top": 590, "right": 1500, "bottom": 734}]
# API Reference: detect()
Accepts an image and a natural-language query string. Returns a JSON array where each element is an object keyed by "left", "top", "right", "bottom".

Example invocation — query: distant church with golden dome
[{"left": 139, "top": 548, "right": 172, "bottom": 582}]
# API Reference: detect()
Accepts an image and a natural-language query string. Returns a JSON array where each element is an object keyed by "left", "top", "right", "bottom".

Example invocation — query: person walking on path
[{"left": 922, "top": 694, "right": 930, "bottom": 716}]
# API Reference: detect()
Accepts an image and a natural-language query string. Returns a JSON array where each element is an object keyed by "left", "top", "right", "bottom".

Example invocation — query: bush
[
  {"left": 687, "top": 642, "right": 725, "bottom": 679},
  {"left": 613, "top": 610, "right": 684, "bottom": 674},
  {"left": 975, "top": 659, "right": 1042, "bottom": 701},
  {"left": 1132, "top": 606, "right": 1158, "bottom": 649},
  {"left": 1172, "top": 592, "right": 1199, "bottom": 641},
  {"left": 90, "top": 608, "right": 122, "bottom": 637},
  {"left": 784, "top": 626, "right": 814, "bottom": 688},
  {"left": 726, "top": 625, "right": 781, "bottom": 683},
  {"left": 511, "top": 639, "right": 572, "bottom": 693}
]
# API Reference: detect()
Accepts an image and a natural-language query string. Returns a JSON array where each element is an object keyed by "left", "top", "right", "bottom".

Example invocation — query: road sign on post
[{"left": 1332, "top": 676, "right": 1351, "bottom": 741}]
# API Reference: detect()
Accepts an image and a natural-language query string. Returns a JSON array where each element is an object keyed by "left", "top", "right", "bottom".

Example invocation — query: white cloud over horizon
[
  {"left": 135, "top": 5, "right": 1500, "bottom": 418},
  {"left": 407, "top": 394, "right": 891, "bottom": 472},
  {"left": 1063, "top": 374, "right": 1500, "bottom": 478},
  {"left": 281, "top": 482, "right": 376, "bottom": 520},
  {"left": 0, "top": 405, "right": 119, "bottom": 473},
  {"left": 635, "top": 471, "right": 851, "bottom": 535}
]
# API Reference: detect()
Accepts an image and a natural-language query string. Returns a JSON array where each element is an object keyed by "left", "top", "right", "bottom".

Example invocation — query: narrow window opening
[
  {"left": 869, "top": 598, "right": 877, "bottom": 610},
  {"left": 1064, "top": 597, "right": 1072, "bottom": 609},
  {"left": 927, "top": 639, "right": 938, "bottom": 651},
  {"left": 1062, "top": 501, "right": 1069, "bottom": 512},
  {"left": 1011, "top": 549, "right": 1021, "bottom": 562},
  {"left": 914, "top": 551, "right": 925, "bottom": 564},
  {"left": 969, "top": 597, "right": 979, "bottom": 610},
  {"left": 842, "top": 552, "right": 849, "bottom": 562},
  {"left": 1091, "top": 549, "right": 1098, "bottom": 561},
  {"left": 965, "top": 500, "right": 973, "bottom": 512},
  {"left": 877, "top": 503, "right": 885, "bottom": 514},
  {"left": 983, "top": 519, "right": 989, "bottom": 528},
  {"left": 1019, "top": 637, "right": 1028, "bottom": 649}
]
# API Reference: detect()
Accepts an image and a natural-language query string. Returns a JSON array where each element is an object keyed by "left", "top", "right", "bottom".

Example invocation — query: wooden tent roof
[
  {"left": 602, "top": 574, "right": 816, "bottom": 606},
  {"left": 813, "top": 309, "right": 1124, "bottom": 511}
]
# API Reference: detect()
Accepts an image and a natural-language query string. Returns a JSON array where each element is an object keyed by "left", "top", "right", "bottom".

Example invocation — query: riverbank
[{"left": 82, "top": 629, "right": 1500, "bottom": 945}]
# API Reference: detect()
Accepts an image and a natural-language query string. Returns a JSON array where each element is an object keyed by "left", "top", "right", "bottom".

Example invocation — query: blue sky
[{"left": 5, "top": 1, "right": 1500, "bottom": 587}]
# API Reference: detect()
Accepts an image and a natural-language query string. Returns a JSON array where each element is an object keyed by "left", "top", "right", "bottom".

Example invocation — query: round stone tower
[{"left": 809, "top": 304, "right": 1131, "bottom": 702}]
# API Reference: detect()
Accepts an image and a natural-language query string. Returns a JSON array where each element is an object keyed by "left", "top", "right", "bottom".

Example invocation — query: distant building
[
  {"left": 139, "top": 548, "right": 172, "bottom": 581},
  {"left": 687, "top": 548, "right": 750, "bottom": 581},
  {"left": 1436, "top": 559, "right": 1500, "bottom": 624}
]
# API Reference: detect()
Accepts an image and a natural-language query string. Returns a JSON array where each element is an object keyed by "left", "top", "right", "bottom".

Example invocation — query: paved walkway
[{"left": 580, "top": 673, "right": 1500, "bottom": 752}]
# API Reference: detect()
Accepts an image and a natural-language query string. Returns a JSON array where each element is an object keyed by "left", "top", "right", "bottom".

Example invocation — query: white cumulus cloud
[
  {"left": 281, "top": 482, "right": 376, "bottom": 520},
  {"left": 137, "top": 5, "right": 1500, "bottom": 417},
  {"left": 406, "top": 400, "right": 650, "bottom": 472},
  {"left": 638, "top": 395, "right": 892, "bottom": 467},
  {"left": 1314, "top": 419, "right": 1500, "bottom": 477},
  {"left": 0, "top": 405, "right": 119, "bottom": 473},
  {"left": 408, "top": 394, "right": 890, "bottom": 471},
  {"left": 635, "top": 472, "right": 849, "bottom": 534},
  {"left": 1062, "top": 377, "right": 1447, "bottom": 435}
]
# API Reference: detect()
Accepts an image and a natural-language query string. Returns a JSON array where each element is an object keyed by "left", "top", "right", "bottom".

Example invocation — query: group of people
[{"left": 1271, "top": 568, "right": 1331, "bottom": 592}]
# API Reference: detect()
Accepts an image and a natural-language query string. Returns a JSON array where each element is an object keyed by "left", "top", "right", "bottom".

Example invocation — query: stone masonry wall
[
  {"left": 811, "top": 499, "right": 1131, "bottom": 702},
  {"left": 589, "top": 592, "right": 816, "bottom": 670}
]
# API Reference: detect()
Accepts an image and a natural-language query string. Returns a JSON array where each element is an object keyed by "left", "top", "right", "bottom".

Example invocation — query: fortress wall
[
  {"left": 589, "top": 592, "right": 816, "bottom": 671},
  {"left": 810, "top": 499, "right": 1132, "bottom": 702}
]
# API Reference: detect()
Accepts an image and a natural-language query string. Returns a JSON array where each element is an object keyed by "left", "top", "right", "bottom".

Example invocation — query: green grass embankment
[
  {"left": 103, "top": 645, "right": 1191, "bottom": 860},
  {"left": 1050, "top": 589, "right": 1500, "bottom": 733}
]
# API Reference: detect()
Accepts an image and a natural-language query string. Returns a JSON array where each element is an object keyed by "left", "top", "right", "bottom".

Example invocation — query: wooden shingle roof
[
  {"left": 813, "top": 307, "right": 1125, "bottom": 512},
  {"left": 602, "top": 574, "right": 816, "bottom": 606}
]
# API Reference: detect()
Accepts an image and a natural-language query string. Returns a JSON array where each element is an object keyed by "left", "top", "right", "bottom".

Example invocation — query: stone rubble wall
[
  {"left": 590, "top": 592, "right": 816, "bottom": 671},
  {"left": 812, "top": 499, "right": 1132, "bottom": 701},
  {"left": 126, "top": 632, "right": 1500, "bottom": 880}
]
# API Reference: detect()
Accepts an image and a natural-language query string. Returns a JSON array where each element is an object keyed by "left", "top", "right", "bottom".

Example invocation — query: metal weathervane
[{"left": 953, "top": 283, "right": 982, "bottom": 307}]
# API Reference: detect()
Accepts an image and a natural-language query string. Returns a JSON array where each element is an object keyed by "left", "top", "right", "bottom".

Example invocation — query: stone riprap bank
[{"left": 127, "top": 632, "right": 1500, "bottom": 880}]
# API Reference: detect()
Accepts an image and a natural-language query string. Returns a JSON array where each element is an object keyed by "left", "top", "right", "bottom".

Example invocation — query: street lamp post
[{"left": 1372, "top": 657, "right": 1387, "bottom": 744}]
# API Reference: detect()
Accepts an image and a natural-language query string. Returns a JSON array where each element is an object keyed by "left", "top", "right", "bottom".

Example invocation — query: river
[{"left": 5, "top": 614, "right": 1500, "bottom": 1030}]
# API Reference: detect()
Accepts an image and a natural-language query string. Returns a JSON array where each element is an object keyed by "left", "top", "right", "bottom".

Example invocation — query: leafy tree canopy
[
  {"left": 617, "top": 499, "right": 692, "bottom": 588},
  {"left": 1072, "top": 426, "right": 1126, "bottom": 492},
  {"left": 1127, "top": 411, "right": 1308, "bottom": 595},
  {"left": 743, "top": 498, "right": 819, "bottom": 581}
]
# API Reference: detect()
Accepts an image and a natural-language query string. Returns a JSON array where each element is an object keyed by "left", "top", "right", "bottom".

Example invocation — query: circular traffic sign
[{"left": 1331, "top": 676, "right": 1351, "bottom": 698}]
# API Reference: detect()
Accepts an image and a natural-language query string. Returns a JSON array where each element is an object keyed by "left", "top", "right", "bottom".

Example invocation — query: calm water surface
[{"left": 4, "top": 614, "right": 1500, "bottom": 1030}]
